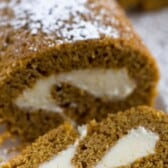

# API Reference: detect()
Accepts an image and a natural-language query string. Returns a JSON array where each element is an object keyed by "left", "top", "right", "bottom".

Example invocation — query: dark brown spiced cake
[
  {"left": 0, "top": 0, "right": 159, "bottom": 141},
  {"left": 3, "top": 106, "right": 168, "bottom": 168}
]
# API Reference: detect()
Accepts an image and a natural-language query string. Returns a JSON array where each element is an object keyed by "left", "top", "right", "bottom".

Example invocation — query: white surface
[
  {"left": 129, "top": 9, "right": 168, "bottom": 112},
  {"left": 96, "top": 127, "right": 159, "bottom": 168},
  {"left": 0, "top": 125, "right": 20, "bottom": 166},
  {"left": 39, "top": 125, "right": 87, "bottom": 168},
  {"left": 15, "top": 69, "right": 135, "bottom": 112}
]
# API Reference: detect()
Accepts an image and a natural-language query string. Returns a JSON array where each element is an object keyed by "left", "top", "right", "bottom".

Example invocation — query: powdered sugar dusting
[{"left": 0, "top": 0, "right": 120, "bottom": 42}]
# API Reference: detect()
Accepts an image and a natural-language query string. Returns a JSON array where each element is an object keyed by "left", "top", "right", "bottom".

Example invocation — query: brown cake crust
[
  {"left": 4, "top": 123, "right": 78, "bottom": 168},
  {"left": 4, "top": 106, "right": 168, "bottom": 168},
  {"left": 73, "top": 106, "right": 168, "bottom": 167},
  {"left": 118, "top": 0, "right": 168, "bottom": 10},
  {"left": 0, "top": 0, "right": 159, "bottom": 141}
]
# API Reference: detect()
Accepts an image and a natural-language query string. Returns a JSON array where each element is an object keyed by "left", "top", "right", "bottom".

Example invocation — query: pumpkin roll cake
[
  {"left": 4, "top": 106, "right": 168, "bottom": 168},
  {"left": 0, "top": 0, "right": 159, "bottom": 141},
  {"left": 118, "top": 0, "right": 168, "bottom": 10}
]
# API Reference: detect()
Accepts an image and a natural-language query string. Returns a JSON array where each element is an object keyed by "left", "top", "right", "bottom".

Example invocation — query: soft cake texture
[
  {"left": 15, "top": 69, "right": 136, "bottom": 113},
  {"left": 95, "top": 127, "right": 159, "bottom": 168},
  {"left": 4, "top": 106, "right": 168, "bottom": 168},
  {"left": 39, "top": 126, "right": 87, "bottom": 168},
  {"left": 3, "top": 123, "right": 79, "bottom": 168},
  {"left": 0, "top": 0, "right": 159, "bottom": 141}
]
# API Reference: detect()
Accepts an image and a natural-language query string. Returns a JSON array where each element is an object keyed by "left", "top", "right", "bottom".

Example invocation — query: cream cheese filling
[
  {"left": 39, "top": 126, "right": 159, "bottom": 168},
  {"left": 95, "top": 127, "right": 159, "bottom": 168},
  {"left": 15, "top": 69, "right": 136, "bottom": 113},
  {"left": 39, "top": 125, "right": 87, "bottom": 168}
]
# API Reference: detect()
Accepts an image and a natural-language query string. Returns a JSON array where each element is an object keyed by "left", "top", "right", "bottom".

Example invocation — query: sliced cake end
[{"left": 4, "top": 106, "right": 168, "bottom": 168}]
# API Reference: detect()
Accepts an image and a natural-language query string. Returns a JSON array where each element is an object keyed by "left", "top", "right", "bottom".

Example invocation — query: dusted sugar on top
[
  {"left": 0, "top": 0, "right": 122, "bottom": 42},
  {"left": 0, "top": 0, "right": 159, "bottom": 142}
]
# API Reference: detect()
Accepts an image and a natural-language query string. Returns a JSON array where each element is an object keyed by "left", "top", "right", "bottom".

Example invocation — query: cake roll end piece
[
  {"left": 39, "top": 125, "right": 87, "bottom": 168},
  {"left": 95, "top": 126, "right": 159, "bottom": 168},
  {"left": 4, "top": 106, "right": 168, "bottom": 168}
]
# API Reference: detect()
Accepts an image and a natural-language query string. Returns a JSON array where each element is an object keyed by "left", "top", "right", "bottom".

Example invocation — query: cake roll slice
[
  {"left": 0, "top": 0, "right": 159, "bottom": 141},
  {"left": 118, "top": 0, "right": 168, "bottom": 10},
  {"left": 4, "top": 106, "right": 168, "bottom": 168},
  {"left": 2, "top": 123, "right": 80, "bottom": 168}
]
